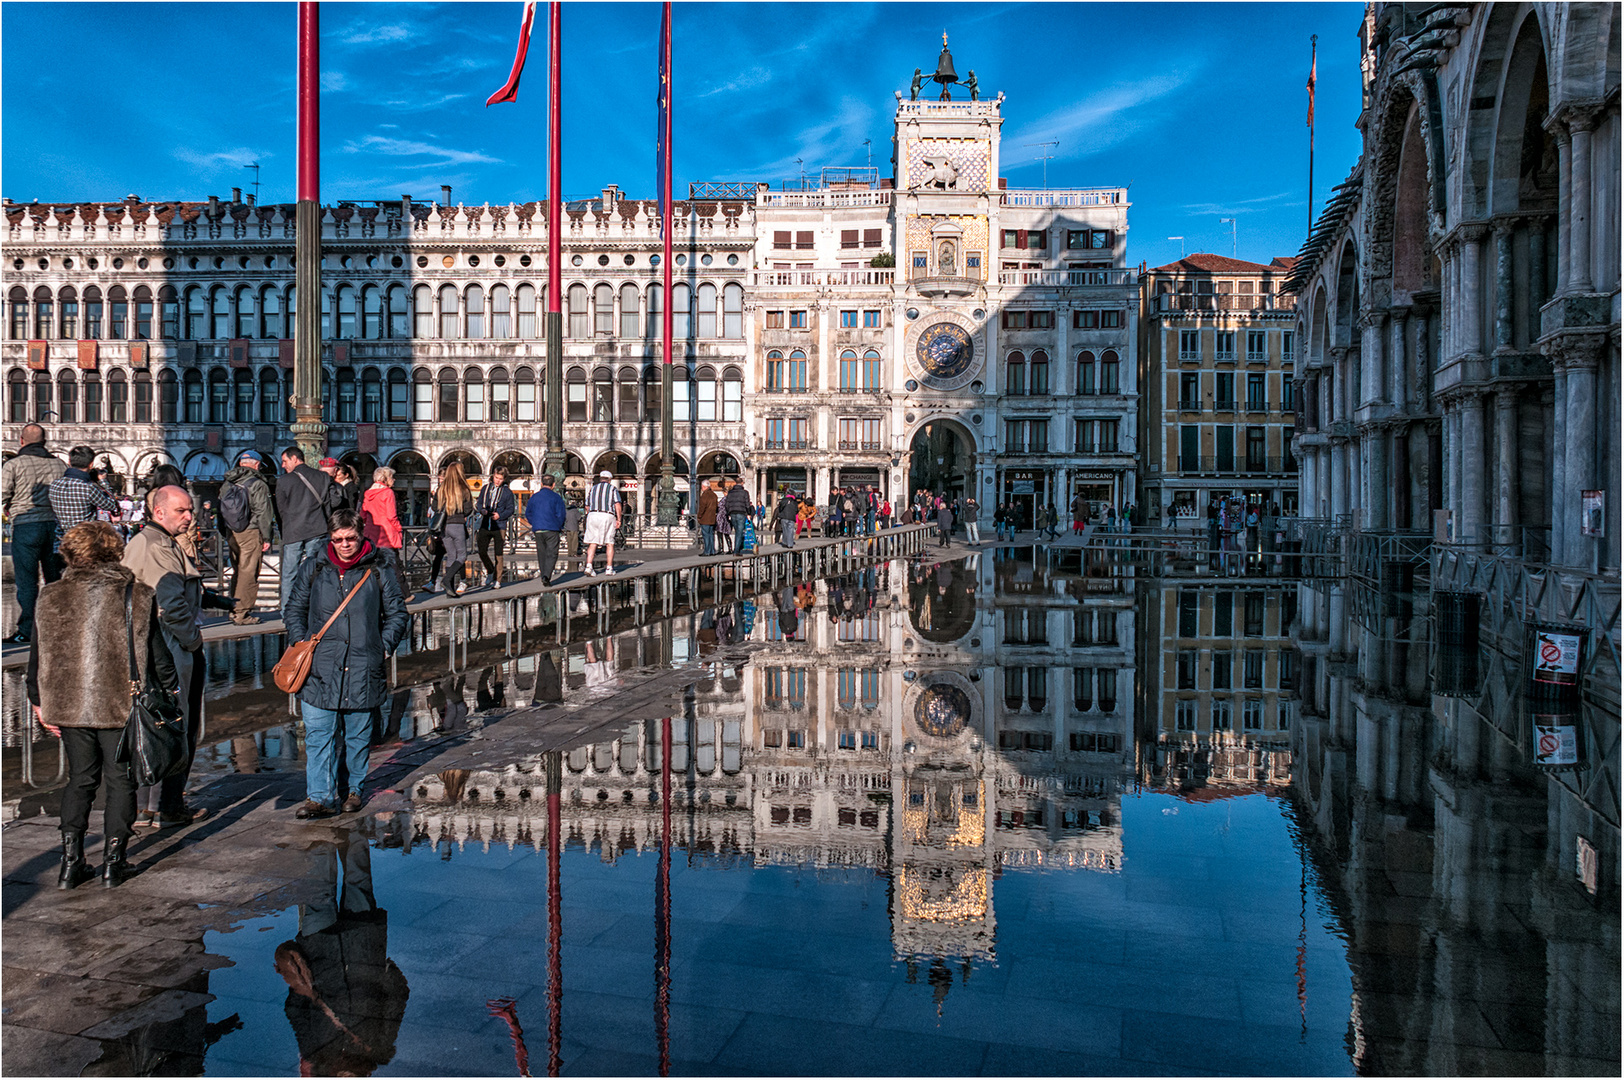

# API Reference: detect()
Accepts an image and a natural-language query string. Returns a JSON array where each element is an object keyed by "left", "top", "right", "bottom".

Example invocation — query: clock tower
[{"left": 891, "top": 37, "right": 1003, "bottom": 504}]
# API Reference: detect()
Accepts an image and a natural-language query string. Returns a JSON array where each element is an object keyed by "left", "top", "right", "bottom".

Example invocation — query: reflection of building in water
[
  {"left": 1136, "top": 581, "right": 1296, "bottom": 794},
  {"left": 402, "top": 553, "right": 1136, "bottom": 974}
]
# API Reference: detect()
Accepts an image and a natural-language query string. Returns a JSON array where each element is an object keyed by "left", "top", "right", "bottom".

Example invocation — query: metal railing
[
  {"left": 996, "top": 269, "right": 1137, "bottom": 287},
  {"left": 1176, "top": 457, "right": 1297, "bottom": 475}
]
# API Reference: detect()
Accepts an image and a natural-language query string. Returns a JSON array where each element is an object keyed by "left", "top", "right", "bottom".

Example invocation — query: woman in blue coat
[{"left": 284, "top": 509, "right": 408, "bottom": 818}]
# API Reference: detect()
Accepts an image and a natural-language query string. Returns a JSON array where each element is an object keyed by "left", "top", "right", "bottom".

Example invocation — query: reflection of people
[
  {"left": 530, "top": 650, "right": 563, "bottom": 705},
  {"left": 274, "top": 826, "right": 408, "bottom": 1077},
  {"left": 476, "top": 664, "right": 507, "bottom": 712},
  {"left": 431, "top": 675, "right": 469, "bottom": 733},
  {"left": 777, "top": 586, "right": 799, "bottom": 638},
  {"left": 584, "top": 639, "right": 615, "bottom": 690}
]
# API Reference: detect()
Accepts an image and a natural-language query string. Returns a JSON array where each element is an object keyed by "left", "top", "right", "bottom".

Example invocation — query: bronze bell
[{"left": 933, "top": 44, "right": 957, "bottom": 86}]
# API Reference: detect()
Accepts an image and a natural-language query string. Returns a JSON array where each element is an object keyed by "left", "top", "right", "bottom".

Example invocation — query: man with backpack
[
  {"left": 276, "top": 446, "right": 345, "bottom": 608},
  {"left": 220, "top": 450, "right": 273, "bottom": 625}
]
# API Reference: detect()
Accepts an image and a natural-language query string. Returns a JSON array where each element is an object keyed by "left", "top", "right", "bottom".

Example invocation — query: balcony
[
  {"left": 999, "top": 188, "right": 1127, "bottom": 208},
  {"left": 753, "top": 268, "right": 895, "bottom": 288},
  {"left": 1215, "top": 399, "right": 1238, "bottom": 413},
  {"left": 763, "top": 385, "right": 811, "bottom": 394},
  {"left": 996, "top": 268, "right": 1137, "bottom": 287},
  {"left": 757, "top": 189, "right": 892, "bottom": 209},
  {"left": 764, "top": 440, "right": 812, "bottom": 451},
  {"left": 1178, "top": 456, "right": 1298, "bottom": 475},
  {"left": 836, "top": 441, "right": 886, "bottom": 452},
  {"left": 911, "top": 275, "right": 981, "bottom": 298},
  {"left": 1177, "top": 399, "right": 1203, "bottom": 412},
  {"left": 1152, "top": 294, "right": 1294, "bottom": 315},
  {"left": 1002, "top": 444, "right": 1051, "bottom": 455}
]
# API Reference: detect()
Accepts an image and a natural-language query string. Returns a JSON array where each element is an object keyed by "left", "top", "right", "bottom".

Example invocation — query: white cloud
[
  {"left": 1181, "top": 192, "right": 1299, "bottom": 216},
  {"left": 1004, "top": 70, "right": 1199, "bottom": 163},
  {"left": 342, "top": 135, "right": 502, "bottom": 166},
  {"left": 373, "top": 92, "right": 470, "bottom": 112},
  {"left": 321, "top": 71, "right": 349, "bottom": 92},
  {"left": 342, "top": 23, "right": 413, "bottom": 46},
  {"left": 698, "top": 66, "right": 771, "bottom": 98},
  {"left": 172, "top": 146, "right": 269, "bottom": 173}
]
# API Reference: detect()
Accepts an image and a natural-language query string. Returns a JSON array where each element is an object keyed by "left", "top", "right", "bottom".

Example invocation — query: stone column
[
  {"left": 1460, "top": 227, "right": 1485, "bottom": 355},
  {"left": 1553, "top": 126, "right": 1572, "bottom": 293},
  {"left": 1495, "top": 391, "right": 1519, "bottom": 551},
  {"left": 1367, "top": 425, "right": 1389, "bottom": 530},
  {"left": 1551, "top": 366, "right": 1569, "bottom": 564},
  {"left": 1563, "top": 340, "right": 1600, "bottom": 566},
  {"left": 1493, "top": 223, "right": 1515, "bottom": 352},
  {"left": 1348, "top": 424, "right": 1363, "bottom": 528},
  {"left": 1568, "top": 112, "right": 1596, "bottom": 293},
  {"left": 1528, "top": 219, "right": 1548, "bottom": 315},
  {"left": 1390, "top": 308, "right": 1410, "bottom": 410},
  {"left": 1330, "top": 441, "right": 1347, "bottom": 518},
  {"left": 1460, "top": 391, "right": 1488, "bottom": 547}
]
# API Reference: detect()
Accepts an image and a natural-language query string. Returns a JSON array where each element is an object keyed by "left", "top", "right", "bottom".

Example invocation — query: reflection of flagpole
[
  {"left": 545, "top": 3, "right": 565, "bottom": 487},
  {"left": 654, "top": 716, "right": 673, "bottom": 1075},
  {"left": 546, "top": 749, "right": 563, "bottom": 1077},
  {"left": 656, "top": 2, "right": 679, "bottom": 525}
]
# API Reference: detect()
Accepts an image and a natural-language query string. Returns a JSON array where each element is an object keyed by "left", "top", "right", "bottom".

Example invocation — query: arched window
[
  {"left": 515, "top": 284, "right": 537, "bottom": 339},
  {"left": 1006, "top": 350, "right": 1026, "bottom": 396},
  {"left": 32, "top": 370, "right": 52, "bottom": 421},
  {"left": 465, "top": 284, "right": 485, "bottom": 339},
  {"left": 645, "top": 283, "right": 662, "bottom": 338},
  {"left": 464, "top": 366, "right": 485, "bottom": 421},
  {"left": 514, "top": 366, "right": 536, "bottom": 422},
  {"left": 490, "top": 285, "right": 511, "bottom": 339},
  {"left": 84, "top": 285, "right": 104, "bottom": 339},
  {"left": 208, "top": 368, "right": 229, "bottom": 422},
  {"left": 361, "top": 366, "right": 383, "bottom": 422},
  {"left": 320, "top": 287, "right": 331, "bottom": 339},
  {"left": 839, "top": 349, "right": 859, "bottom": 390},
  {"left": 1030, "top": 349, "right": 1050, "bottom": 395},
  {"left": 7, "top": 369, "right": 28, "bottom": 422},
  {"left": 619, "top": 283, "right": 640, "bottom": 338},
  {"left": 1076, "top": 350, "right": 1096, "bottom": 395},
  {"left": 155, "top": 286, "right": 175, "bottom": 339},
  {"left": 386, "top": 284, "right": 408, "bottom": 339},
  {"left": 108, "top": 369, "right": 128, "bottom": 423},
  {"left": 412, "top": 368, "right": 433, "bottom": 421},
  {"left": 695, "top": 283, "right": 717, "bottom": 338},
  {"left": 788, "top": 349, "right": 808, "bottom": 391},
  {"left": 862, "top": 349, "right": 882, "bottom": 391},
  {"left": 33, "top": 286, "right": 53, "bottom": 339},
  {"left": 566, "top": 366, "right": 587, "bottom": 421},
  {"left": 8, "top": 287, "right": 27, "bottom": 340},
  {"left": 361, "top": 285, "right": 381, "bottom": 339},
  {"left": 695, "top": 364, "right": 717, "bottom": 421},
  {"left": 59, "top": 286, "right": 78, "bottom": 339},
  {"left": 160, "top": 369, "right": 180, "bottom": 424},
  {"left": 722, "top": 365, "right": 742, "bottom": 421},
  {"left": 234, "top": 286, "right": 255, "bottom": 338},
  {"left": 672, "top": 366, "right": 692, "bottom": 421},
  {"left": 437, "top": 367, "right": 458, "bottom": 422},
  {"left": 567, "top": 283, "right": 588, "bottom": 337},
  {"left": 438, "top": 284, "right": 459, "bottom": 339},
  {"left": 130, "top": 286, "right": 152, "bottom": 340},
  {"left": 488, "top": 365, "right": 510, "bottom": 422},
  {"left": 413, "top": 285, "right": 433, "bottom": 338},
  {"left": 592, "top": 366, "right": 613, "bottom": 422},
  {"left": 618, "top": 365, "right": 639, "bottom": 420},
  {"left": 108, "top": 285, "right": 128, "bottom": 339},
  {"left": 211, "top": 287, "right": 230, "bottom": 339},
  {"left": 183, "top": 370, "right": 203, "bottom": 423},
  {"left": 256, "top": 367, "right": 277, "bottom": 423},
  {"left": 723, "top": 282, "right": 744, "bottom": 338},
  {"left": 387, "top": 367, "right": 408, "bottom": 421},
  {"left": 643, "top": 365, "right": 661, "bottom": 421},
  {"left": 594, "top": 283, "right": 614, "bottom": 335},
  {"left": 184, "top": 287, "right": 205, "bottom": 339},
  {"left": 57, "top": 370, "right": 77, "bottom": 423},
  {"left": 83, "top": 369, "right": 103, "bottom": 421},
  {"left": 233, "top": 368, "right": 254, "bottom": 422},
  {"left": 334, "top": 285, "right": 356, "bottom": 339},
  {"left": 673, "top": 283, "right": 691, "bottom": 339},
  {"left": 766, "top": 349, "right": 785, "bottom": 390},
  {"left": 259, "top": 286, "right": 282, "bottom": 339},
  {"left": 1100, "top": 349, "right": 1120, "bottom": 394},
  {"left": 335, "top": 369, "right": 358, "bottom": 422}
]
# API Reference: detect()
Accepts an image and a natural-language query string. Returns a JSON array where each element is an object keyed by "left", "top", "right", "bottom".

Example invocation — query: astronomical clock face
[
  {"left": 904, "top": 313, "right": 983, "bottom": 391},
  {"left": 904, "top": 672, "right": 982, "bottom": 742}
]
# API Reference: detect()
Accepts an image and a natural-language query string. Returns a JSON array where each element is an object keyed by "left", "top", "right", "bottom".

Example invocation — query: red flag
[
  {"left": 1305, "top": 48, "right": 1316, "bottom": 127},
  {"left": 487, "top": 1, "right": 537, "bottom": 106}
]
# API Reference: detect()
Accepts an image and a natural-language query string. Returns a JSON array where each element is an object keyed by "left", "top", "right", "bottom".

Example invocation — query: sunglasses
[{"left": 331, "top": 534, "right": 362, "bottom": 545}]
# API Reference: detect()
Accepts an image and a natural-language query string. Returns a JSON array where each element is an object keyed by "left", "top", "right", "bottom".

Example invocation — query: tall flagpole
[
  {"left": 293, "top": 2, "right": 326, "bottom": 464},
  {"left": 656, "top": 1, "right": 679, "bottom": 526},
  {"left": 1307, "top": 34, "right": 1317, "bottom": 239},
  {"left": 545, "top": 1, "right": 566, "bottom": 487}
]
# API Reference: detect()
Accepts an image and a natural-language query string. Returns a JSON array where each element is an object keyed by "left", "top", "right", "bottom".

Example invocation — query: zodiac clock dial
[{"left": 915, "top": 322, "right": 975, "bottom": 381}]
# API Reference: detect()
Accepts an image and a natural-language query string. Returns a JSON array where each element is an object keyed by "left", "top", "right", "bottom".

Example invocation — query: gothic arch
[{"left": 1489, "top": 12, "right": 1555, "bottom": 217}]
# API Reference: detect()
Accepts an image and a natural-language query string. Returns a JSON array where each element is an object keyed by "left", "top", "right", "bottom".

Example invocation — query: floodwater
[{"left": 3, "top": 551, "right": 1618, "bottom": 1076}]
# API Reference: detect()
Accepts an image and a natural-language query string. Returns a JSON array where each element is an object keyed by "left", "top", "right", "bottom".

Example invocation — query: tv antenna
[
  {"left": 863, "top": 139, "right": 872, "bottom": 170},
  {"left": 1168, "top": 236, "right": 1186, "bottom": 257},
  {"left": 1023, "top": 140, "right": 1058, "bottom": 188},
  {"left": 795, "top": 158, "right": 804, "bottom": 190},
  {"left": 1220, "top": 217, "right": 1237, "bottom": 258},
  {"left": 243, "top": 161, "right": 261, "bottom": 203}
]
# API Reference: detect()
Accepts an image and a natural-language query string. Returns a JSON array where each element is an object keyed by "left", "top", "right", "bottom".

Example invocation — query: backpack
[{"left": 219, "top": 478, "right": 253, "bottom": 533}]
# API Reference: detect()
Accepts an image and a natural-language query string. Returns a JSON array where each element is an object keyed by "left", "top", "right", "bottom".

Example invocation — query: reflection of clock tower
[{"left": 891, "top": 37, "right": 1002, "bottom": 504}]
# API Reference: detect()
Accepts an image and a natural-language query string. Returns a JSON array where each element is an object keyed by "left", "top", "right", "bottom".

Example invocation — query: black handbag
[{"left": 115, "top": 583, "right": 190, "bottom": 788}]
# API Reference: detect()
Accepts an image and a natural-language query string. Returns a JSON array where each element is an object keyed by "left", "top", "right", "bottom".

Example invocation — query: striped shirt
[{"left": 587, "top": 481, "right": 619, "bottom": 514}]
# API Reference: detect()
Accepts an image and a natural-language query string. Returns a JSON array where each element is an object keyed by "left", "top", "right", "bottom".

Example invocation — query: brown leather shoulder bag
[{"left": 273, "top": 569, "right": 373, "bottom": 694}]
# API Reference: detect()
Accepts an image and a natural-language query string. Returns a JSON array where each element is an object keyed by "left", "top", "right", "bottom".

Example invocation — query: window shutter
[
  {"left": 773, "top": 231, "right": 791, "bottom": 248},
  {"left": 78, "top": 339, "right": 101, "bottom": 370},
  {"left": 1016, "top": 230, "right": 1027, "bottom": 249},
  {"left": 26, "top": 341, "right": 47, "bottom": 370},
  {"left": 229, "top": 338, "right": 250, "bottom": 368},
  {"left": 863, "top": 228, "right": 882, "bottom": 247},
  {"left": 278, "top": 338, "right": 295, "bottom": 369},
  {"left": 795, "top": 231, "right": 814, "bottom": 249},
  {"left": 840, "top": 229, "right": 858, "bottom": 248}
]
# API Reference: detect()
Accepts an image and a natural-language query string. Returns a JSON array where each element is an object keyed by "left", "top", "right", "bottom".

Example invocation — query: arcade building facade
[{"left": 1, "top": 44, "right": 1136, "bottom": 529}]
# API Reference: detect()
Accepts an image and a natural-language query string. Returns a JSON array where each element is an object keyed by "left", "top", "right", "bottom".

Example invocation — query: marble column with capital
[
  {"left": 1494, "top": 391, "right": 1519, "bottom": 550},
  {"left": 1460, "top": 391, "right": 1488, "bottom": 547},
  {"left": 1390, "top": 308, "right": 1410, "bottom": 410},
  {"left": 1460, "top": 229, "right": 1485, "bottom": 355},
  {"left": 1568, "top": 113, "right": 1596, "bottom": 293},
  {"left": 1564, "top": 345, "right": 1599, "bottom": 565},
  {"left": 1493, "top": 225, "right": 1515, "bottom": 352},
  {"left": 1554, "top": 127, "right": 1572, "bottom": 294},
  {"left": 1367, "top": 425, "right": 1390, "bottom": 531},
  {"left": 1551, "top": 366, "right": 1569, "bottom": 564}
]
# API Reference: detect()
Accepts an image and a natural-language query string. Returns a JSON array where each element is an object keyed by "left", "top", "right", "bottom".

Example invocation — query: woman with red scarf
[{"left": 283, "top": 509, "right": 408, "bottom": 819}]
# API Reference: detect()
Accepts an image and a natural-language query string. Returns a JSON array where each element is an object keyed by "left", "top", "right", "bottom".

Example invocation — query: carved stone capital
[{"left": 1543, "top": 330, "right": 1607, "bottom": 373}]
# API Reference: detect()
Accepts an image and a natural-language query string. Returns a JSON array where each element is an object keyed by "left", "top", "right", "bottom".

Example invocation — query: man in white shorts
[{"left": 581, "top": 470, "right": 621, "bottom": 576}]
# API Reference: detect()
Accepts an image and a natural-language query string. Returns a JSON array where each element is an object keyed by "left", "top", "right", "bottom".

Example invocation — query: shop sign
[
  {"left": 1581, "top": 490, "right": 1604, "bottom": 537},
  {"left": 1011, "top": 481, "right": 1035, "bottom": 494},
  {"left": 1532, "top": 716, "right": 1580, "bottom": 768},
  {"left": 1532, "top": 629, "right": 1583, "bottom": 687},
  {"left": 1077, "top": 471, "right": 1114, "bottom": 481}
]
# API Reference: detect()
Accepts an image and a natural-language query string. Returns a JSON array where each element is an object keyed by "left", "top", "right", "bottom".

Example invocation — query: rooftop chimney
[
  {"left": 231, "top": 186, "right": 242, "bottom": 203},
  {"left": 208, "top": 194, "right": 220, "bottom": 218},
  {"left": 441, "top": 184, "right": 452, "bottom": 206}
]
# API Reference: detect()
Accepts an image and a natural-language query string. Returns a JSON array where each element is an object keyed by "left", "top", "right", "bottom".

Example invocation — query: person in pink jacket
[{"left": 360, "top": 468, "right": 405, "bottom": 593}]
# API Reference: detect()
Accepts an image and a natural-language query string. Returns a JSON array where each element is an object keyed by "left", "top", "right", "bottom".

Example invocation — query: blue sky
[{"left": 2, "top": 2, "right": 1363, "bottom": 270}]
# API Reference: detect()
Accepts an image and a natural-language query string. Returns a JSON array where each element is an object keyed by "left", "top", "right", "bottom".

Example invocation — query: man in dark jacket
[
  {"left": 695, "top": 480, "right": 719, "bottom": 556},
  {"left": 771, "top": 488, "right": 798, "bottom": 549},
  {"left": 723, "top": 478, "right": 752, "bottom": 549},
  {"left": 222, "top": 450, "right": 274, "bottom": 625},
  {"left": 473, "top": 466, "right": 516, "bottom": 589},
  {"left": 276, "top": 446, "right": 345, "bottom": 609},
  {"left": 523, "top": 473, "right": 567, "bottom": 585},
  {"left": 284, "top": 509, "right": 407, "bottom": 818}
]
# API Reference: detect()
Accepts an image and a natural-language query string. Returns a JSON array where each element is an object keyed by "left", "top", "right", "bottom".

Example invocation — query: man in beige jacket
[{"left": 122, "top": 486, "right": 229, "bottom": 827}]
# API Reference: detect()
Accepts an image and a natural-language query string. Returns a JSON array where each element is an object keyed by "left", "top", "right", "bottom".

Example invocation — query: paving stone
[{"left": 0, "top": 1022, "right": 104, "bottom": 1077}]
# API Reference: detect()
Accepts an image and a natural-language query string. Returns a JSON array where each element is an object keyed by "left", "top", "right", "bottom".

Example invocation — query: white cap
[{"left": 599, "top": 470, "right": 613, "bottom": 479}]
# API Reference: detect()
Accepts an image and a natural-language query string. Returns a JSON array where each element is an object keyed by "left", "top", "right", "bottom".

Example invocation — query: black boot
[
  {"left": 101, "top": 836, "right": 134, "bottom": 888},
  {"left": 58, "top": 829, "right": 94, "bottom": 890},
  {"left": 442, "top": 561, "right": 462, "bottom": 597}
]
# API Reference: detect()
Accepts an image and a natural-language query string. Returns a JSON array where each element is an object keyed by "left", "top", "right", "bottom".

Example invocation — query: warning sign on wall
[
  {"left": 1532, "top": 717, "right": 1580, "bottom": 768},
  {"left": 1532, "top": 630, "right": 1583, "bottom": 687}
]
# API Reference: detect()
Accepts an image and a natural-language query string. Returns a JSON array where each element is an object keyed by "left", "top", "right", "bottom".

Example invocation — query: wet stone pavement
[{"left": 2, "top": 551, "right": 1618, "bottom": 1076}]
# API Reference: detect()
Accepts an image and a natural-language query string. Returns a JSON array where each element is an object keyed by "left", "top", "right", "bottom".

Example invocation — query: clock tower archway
[{"left": 907, "top": 416, "right": 977, "bottom": 502}]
